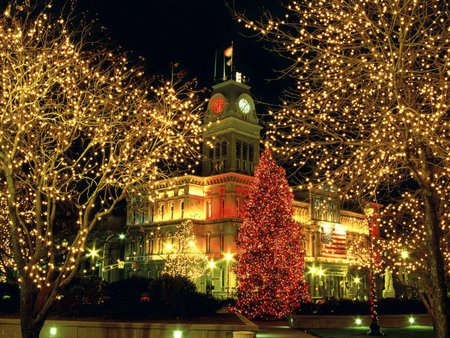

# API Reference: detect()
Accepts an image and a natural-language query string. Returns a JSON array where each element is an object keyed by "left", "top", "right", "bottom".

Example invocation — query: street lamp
[
  {"left": 100, "top": 233, "right": 126, "bottom": 281},
  {"left": 363, "top": 203, "right": 384, "bottom": 336}
]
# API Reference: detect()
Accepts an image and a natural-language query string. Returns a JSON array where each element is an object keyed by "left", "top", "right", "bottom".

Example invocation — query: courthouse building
[{"left": 124, "top": 78, "right": 370, "bottom": 300}]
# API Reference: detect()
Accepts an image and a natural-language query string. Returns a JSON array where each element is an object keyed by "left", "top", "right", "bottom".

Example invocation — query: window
[
  {"left": 130, "top": 237, "right": 137, "bottom": 254},
  {"left": 249, "top": 144, "right": 254, "bottom": 162},
  {"left": 220, "top": 232, "right": 225, "bottom": 252},
  {"left": 236, "top": 141, "right": 241, "bottom": 157},
  {"left": 170, "top": 202, "right": 174, "bottom": 220},
  {"left": 146, "top": 235, "right": 154, "bottom": 255},
  {"left": 206, "top": 232, "right": 211, "bottom": 253},
  {"left": 157, "top": 234, "right": 162, "bottom": 254},
  {"left": 219, "top": 198, "right": 225, "bottom": 218},
  {"left": 207, "top": 200, "right": 212, "bottom": 218},
  {"left": 221, "top": 141, "right": 227, "bottom": 157},
  {"left": 159, "top": 204, "right": 164, "bottom": 220},
  {"left": 180, "top": 201, "right": 184, "bottom": 218},
  {"left": 209, "top": 147, "right": 214, "bottom": 159},
  {"left": 243, "top": 143, "right": 248, "bottom": 160},
  {"left": 215, "top": 143, "right": 220, "bottom": 158},
  {"left": 236, "top": 159, "right": 240, "bottom": 169}
]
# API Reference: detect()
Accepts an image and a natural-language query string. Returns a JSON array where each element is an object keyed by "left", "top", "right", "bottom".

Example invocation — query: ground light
[
  {"left": 355, "top": 318, "right": 362, "bottom": 325},
  {"left": 173, "top": 330, "right": 183, "bottom": 338},
  {"left": 49, "top": 327, "right": 57, "bottom": 336},
  {"left": 409, "top": 316, "right": 415, "bottom": 324}
]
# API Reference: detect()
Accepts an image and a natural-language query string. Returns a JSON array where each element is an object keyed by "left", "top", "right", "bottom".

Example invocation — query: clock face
[
  {"left": 211, "top": 97, "right": 225, "bottom": 114},
  {"left": 239, "top": 98, "right": 251, "bottom": 114}
]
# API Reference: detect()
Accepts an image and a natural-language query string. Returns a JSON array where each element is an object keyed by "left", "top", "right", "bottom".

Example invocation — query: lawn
[{"left": 307, "top": 326, "right": 434, "bottom": 338}]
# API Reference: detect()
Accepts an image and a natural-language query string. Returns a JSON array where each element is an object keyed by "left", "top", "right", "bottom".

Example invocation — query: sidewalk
[{"left": 254, "top": 321, "right": 316, "bottom": 338}]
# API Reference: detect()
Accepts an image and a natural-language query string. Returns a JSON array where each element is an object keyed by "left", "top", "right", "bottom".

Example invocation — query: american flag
[{"left": 321, "top": 224, "right": 347, "bottom": 258}]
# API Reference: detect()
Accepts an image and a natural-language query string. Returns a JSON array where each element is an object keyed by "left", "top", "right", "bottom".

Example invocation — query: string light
[
  {"left": 234, "top": 148, "right": 310, "bottom": 320},
  {"left": 0, "top": 1, "right": 203, "bottom": 332},
  {"left": 162, "top": 220, "right": 209, "bottom": 281}
]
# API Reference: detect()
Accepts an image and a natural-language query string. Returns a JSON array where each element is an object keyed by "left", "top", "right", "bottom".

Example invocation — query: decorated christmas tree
[
  {"left": 162, "top": 220, "right": 209, "bottom": 282},
  {"left": 234, "top": 148, "right": 310, "bottom": 319}
]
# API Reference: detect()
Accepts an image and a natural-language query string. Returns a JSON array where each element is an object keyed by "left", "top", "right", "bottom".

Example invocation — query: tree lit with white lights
[
  {"left": 0, "top": 2, "right": 203, "bottom": 337},
  {"left": 237, "top": 0, "right": 449, "bottom": 336},
  {"left": 162, "top": 220, "right": 209, "bottom": 282}
]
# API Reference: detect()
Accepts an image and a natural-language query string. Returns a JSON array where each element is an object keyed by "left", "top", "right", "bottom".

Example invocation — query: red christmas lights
[{"left": 234, "top": 148, "right": 310, "bottom": 319}]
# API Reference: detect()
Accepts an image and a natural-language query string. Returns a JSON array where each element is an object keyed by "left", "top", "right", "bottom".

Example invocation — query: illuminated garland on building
[{"left": 234, "top": 148, "right": 310, "bottom": 320}]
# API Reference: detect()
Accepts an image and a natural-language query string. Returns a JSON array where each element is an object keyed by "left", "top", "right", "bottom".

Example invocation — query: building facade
[{"left": 124, "top": 79, "right": 371, "bottom": 300}]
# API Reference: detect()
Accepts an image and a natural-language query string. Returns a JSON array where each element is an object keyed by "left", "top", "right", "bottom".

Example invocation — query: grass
[{"left": 307, "top": 325, "right": 434, "bottom": 338}]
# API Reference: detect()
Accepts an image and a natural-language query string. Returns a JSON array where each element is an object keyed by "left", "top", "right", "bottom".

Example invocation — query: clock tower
[{"left": 202, "top": 79, "right": 262, "bottom": 176}]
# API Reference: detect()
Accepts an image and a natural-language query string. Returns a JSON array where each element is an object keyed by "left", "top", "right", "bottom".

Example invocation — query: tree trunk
[
  {"left": 423, "top": 191, "right": 449, "bottom": 338},
  {"left": 19, "top": 281, "right": 45, "bottom": 338}
]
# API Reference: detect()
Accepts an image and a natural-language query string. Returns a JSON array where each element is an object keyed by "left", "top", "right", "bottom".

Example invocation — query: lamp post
[
  {"left": 363, "top": 203, "right": 384, "bottom": 336},
  {"left": 99, "top": 232, "right": 126, "bottom": 281}
]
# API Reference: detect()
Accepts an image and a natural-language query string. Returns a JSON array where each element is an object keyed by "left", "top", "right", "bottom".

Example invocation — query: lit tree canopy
[
  {"left": 236, "top": 0, "right": 449, "bottom": 335},
  {"left": 162, "top": 220, "right": 209, "bottom": 282},
  {"left": 0, "top": 2, "right": 203, "bottom": 338},
  {"left": 234, "top": 148, "right": 309, "bottom": 320}
]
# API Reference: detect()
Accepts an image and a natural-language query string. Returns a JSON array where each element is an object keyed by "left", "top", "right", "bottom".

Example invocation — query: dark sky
[{"left": 77, "top": 0, "right": 288, "bottom": 105}]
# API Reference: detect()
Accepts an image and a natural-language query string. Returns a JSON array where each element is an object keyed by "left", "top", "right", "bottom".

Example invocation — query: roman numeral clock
[{"left": 202, "top": 79, "right": 262, "bottom": 176}]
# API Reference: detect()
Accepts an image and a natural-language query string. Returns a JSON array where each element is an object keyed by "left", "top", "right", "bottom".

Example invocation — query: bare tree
[
  {"left": 235, "top": 0, "right": 449, "bottom": 336},
  {"left": 0, "top": 2, "right": 203, "bottom": 337}
]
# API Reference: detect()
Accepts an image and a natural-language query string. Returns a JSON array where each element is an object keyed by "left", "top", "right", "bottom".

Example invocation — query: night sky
[{"left": 77, "top": 0, "right": 288, "bottom": 106}]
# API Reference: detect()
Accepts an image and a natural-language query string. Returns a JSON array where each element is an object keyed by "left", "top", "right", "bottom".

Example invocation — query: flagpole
[
  {"left": 231, "top": 41, "right": 234, "bottom": 81},
  {"left": 223, "top": 50, "right": 226, "bottom": 81},
  {"left": 214, "top": 50, "right": 217, "bottom": 82}
]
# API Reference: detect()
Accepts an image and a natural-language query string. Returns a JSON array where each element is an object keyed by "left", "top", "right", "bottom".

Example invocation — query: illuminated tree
[
  {"left": 234, "top": 148, "right": 309, "bottom": 320},
  {"left": 0, "top": 2, "right": 203, "bottom": 338},
  {"left": 0, "top": 194, "right": 13, "bottom": 282},
  {"left": 162, "top": 220, "right": 209, "bottom": 282},
  {"left": 379, "top": 193, "right": 450, "bottom": 315},
  {"left": 236, "top": 1, "right": 449, "bottom": 335}
]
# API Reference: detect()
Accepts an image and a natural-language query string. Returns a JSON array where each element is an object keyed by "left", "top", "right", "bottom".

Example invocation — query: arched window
[
  {"left": 146, "top": 234, "right": 154, "bottom": 255},
  {"left": 206, "top": 232, "right": 211, "bottom": 253},
  {"left": 159, "top": 204, "right": 164, "bottom": 220},
  {"left": 157, "top": 233, "right": 162, "bottom": 254},
  {"left": 170, "top": 202, "right": 174, "bottom": 220}
]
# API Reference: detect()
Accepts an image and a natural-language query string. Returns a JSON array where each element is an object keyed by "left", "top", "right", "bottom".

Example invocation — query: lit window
[
  {"left": 207, "top": 200, "right": 212, "bottom": 218},
  {"left": 170, "top": 202, "right": 174, "bottom": 220},
  {"left": 180, "top": 201, "right": 184, "bottom": 218}
]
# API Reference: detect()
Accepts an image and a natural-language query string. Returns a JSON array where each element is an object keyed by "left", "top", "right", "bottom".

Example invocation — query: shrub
[
  {"left": 147, "top": 274, "right": 220, "bottom": 318},
  {"left": 104, "top": 277, "right": 152, "bottom": 319},
  {"left": 52, "top": 277, "right": 106, "bottom": 317}
]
